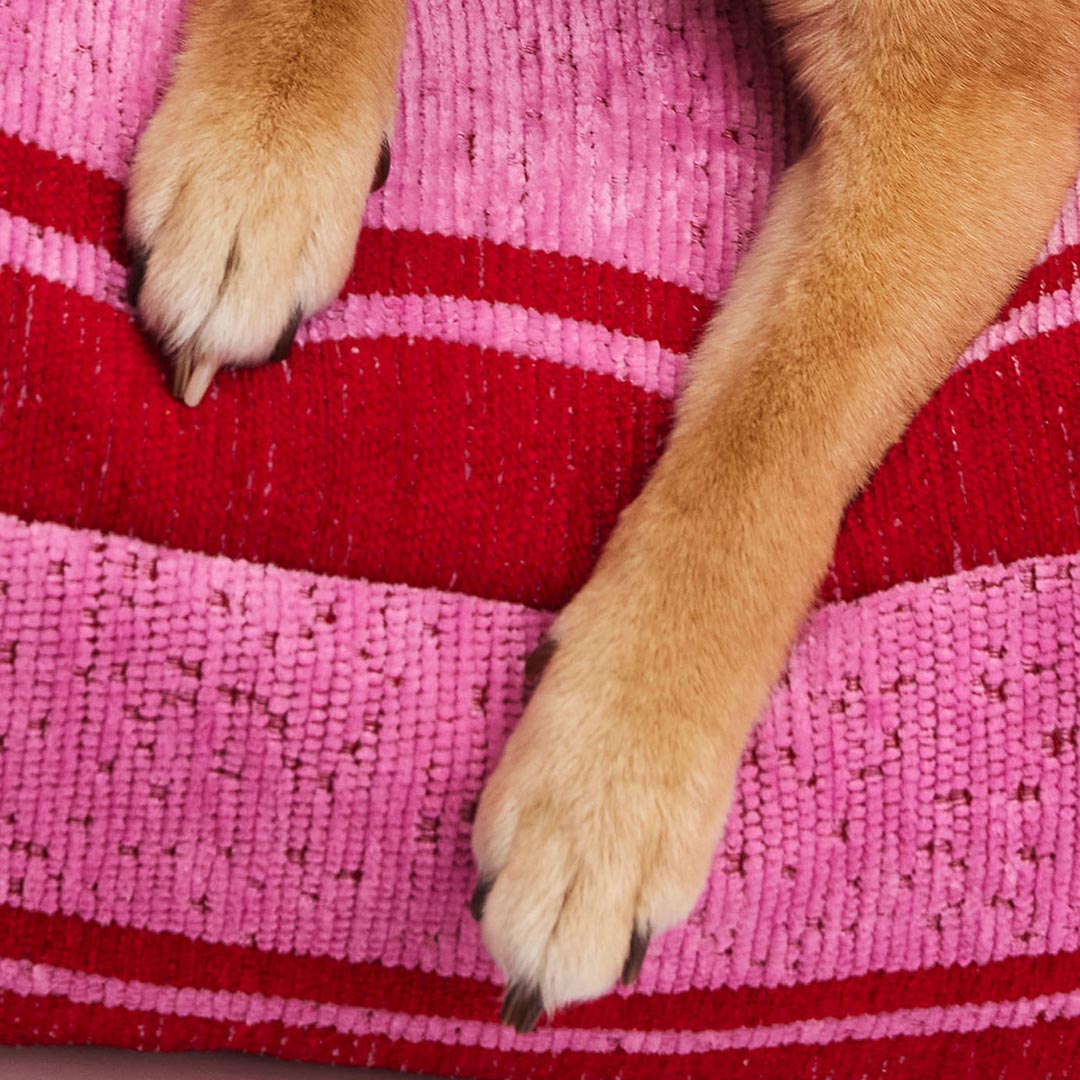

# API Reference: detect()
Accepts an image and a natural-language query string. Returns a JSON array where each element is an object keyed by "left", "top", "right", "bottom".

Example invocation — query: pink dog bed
[{"left": 2, "top": 0, "right": 1080, "bottom": 1075}]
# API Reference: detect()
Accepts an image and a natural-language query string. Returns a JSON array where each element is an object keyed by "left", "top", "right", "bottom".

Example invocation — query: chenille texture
[{"left": 2, "top": 0, "right": 1080, "bottom": 1076}]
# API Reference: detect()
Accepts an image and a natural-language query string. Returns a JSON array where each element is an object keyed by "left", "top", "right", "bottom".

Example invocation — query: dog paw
[
  {"left": 471, "top": 562, "right": 742, "bottom": 1030},
  {"left": 125, "top": 58, "right": 392, "bottom": 405}
]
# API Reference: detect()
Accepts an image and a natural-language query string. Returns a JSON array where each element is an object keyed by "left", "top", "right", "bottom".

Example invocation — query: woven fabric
[{"left": 2, "top": 0, "right": 1080, "bottom": 1076}]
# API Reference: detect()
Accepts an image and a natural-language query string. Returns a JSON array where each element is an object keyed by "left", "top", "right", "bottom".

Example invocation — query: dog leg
[
  {"left": 126, "top": 0, "right": 405, "bottom": 404},
  {"left": 473, "top": 0, "right": 1080, "bottom": 1028}
]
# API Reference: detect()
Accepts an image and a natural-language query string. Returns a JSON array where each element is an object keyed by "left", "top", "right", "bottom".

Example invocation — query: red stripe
[
  {"left": 0, "top": 132, "right": 712, "bottom": 355},
  {"left": 3, "top": 261, "right": 1080, "bottom": 608},
  {"left": 343, "top": 228, "right": 712, "bottom": 355},
  {"left": 2, "top": 988, "right": 1080, "bottom": 1080},
  {"left": 1003, "top": 242, "right": 1080, "bottom": 313},
  {"left": 0, "top": 135, "right": 123, "bottom": 256},
  {"left": 0, "top": 264, "right": 668, "bottom": 611},
  {"left": 0, "top": 904, "right": 498, "bottom": 1024},
  {"left": 826, "top": 321, "right": 1080, "bottom": 600},
  {"left": 2, "top": 903, "right": 1080, "bottom": 1035},
  {"left": 5, "top": 130, "right": 1080, "bottom": 356}
]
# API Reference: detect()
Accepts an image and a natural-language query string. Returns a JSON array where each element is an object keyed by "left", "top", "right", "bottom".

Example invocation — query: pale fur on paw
[
  {"left": 125, "top": 9, "right": 398, "bottom": 405},
  {"left": 471, "top": 553, "right": 743, "bottom": 1032}
]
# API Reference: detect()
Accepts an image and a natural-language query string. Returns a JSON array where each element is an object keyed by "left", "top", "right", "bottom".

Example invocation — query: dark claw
[
  {"left": 370, "top": 137, "right": 391, "bottom": 193},
  {"left": 267, "top": 306, "right": 303, "bottom": 365},
  {"left": 524, "top": 637, "right": 556, "bottom": 684},
  {"left": 621, "top": 926, "right": 651, "bottom": 986},
  {"left": 169, "top": 348, "right": 191, "bottom": 403},
  {"left": 127, "top": 247, "right": 149, "bottom": 309},
  {"left": 500, "top": 982, "right": 544, "bottom": 1034},
  {"left": 469, "top": 877, "right": 493, "bottom": 922}
]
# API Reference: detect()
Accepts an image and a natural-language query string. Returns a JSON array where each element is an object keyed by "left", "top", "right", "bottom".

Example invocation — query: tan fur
[
  {"left": 126, "top": 0, "right": 404, "bottom": 402},
  {"left": 128, "top": 0, "right": 1080, "bottom": 1025},
  {"left": 473, "top": 0, "right": 1080, "bottom": 1019}
]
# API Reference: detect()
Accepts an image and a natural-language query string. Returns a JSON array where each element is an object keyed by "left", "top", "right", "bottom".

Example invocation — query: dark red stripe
[
  {"left": 0, "top": 134, "right": 124, "bottom": 256},
  {"left": 3, "top": 903, "right": 1080, "bottom": 1036},
  {"left": 0, "top": 903, "right": 499, "bottom": 1024},
  {"left": 0, "top": 132, "right": 713, "bottom": 354},
  {"left": 4, "top": 129, "right": 1078, "bottom": 357},
  {"left": 343, "top": 228, "right": 712, "bottom": 355},
  {"left": 826, "top": 323, "right": 1080, "bottom": 600},
  {"left": 3, "top": 261, "right": 1080, "bottom": 609},
  {"left": 3, "top": 988, "right": 1080, "bottom": 1080},
  {"left": 0, "top": 264, "right": 668, "bottom": 611},
  {"left": 1003, "top": 241, "right": 1080, "bottom": 314}
]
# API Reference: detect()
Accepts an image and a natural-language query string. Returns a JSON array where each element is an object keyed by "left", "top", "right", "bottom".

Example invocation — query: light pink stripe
[
  {"left": 1, "top": 514, "right": 1080, "bottom": 998},
  {"left": 2, "top": 955, "right": 1080, "bottom": 1054},
  {"left": 1042, "top": 183, "right": 1080, "bottom": 261},
  {"left": 0, "top": 212, "right": 123, "bottom": 304},
  {"left": 2, "top": 0, "right": 788, "bottom": 296},
  {"left": 0, "top": 210, "right": 685, "bottom": 396},
  {"left": 958, "top": 274, "right": 1080, "bottom": 369},
  {"left": 9, "top": 205, "right": 1080, "bottom": 399},
  {"left": 303, "top": 294, "right": 685, "bottom": 396}
]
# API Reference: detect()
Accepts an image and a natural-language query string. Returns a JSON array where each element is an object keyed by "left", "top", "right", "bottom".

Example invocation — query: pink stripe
[
  {"left": 2, "top": 0, "right": 788, "bottom": 296},
  {"left": 0, "top": 212, "right": 122, "bottom": 304},
  {"left": 11, "top": 206, "right": 1080, "bottom": 402},
  {"left": 1, "top": 514, "right": 1080, "bottom": 999},
  {"left": 959, "top": 274, "right": 1080, "bottom": 369},
  {"left": 0, "top": 210, "right": 685, "bottom": 396},
  {"left": 1042, "top": 182, "right": 1080, "bottom": 261},
  {"left": 302, "top": 294, "right": 684, "bottom": 396},
  {"left": 2, "top": 955, "right": 1080, "bottom": 1054}
]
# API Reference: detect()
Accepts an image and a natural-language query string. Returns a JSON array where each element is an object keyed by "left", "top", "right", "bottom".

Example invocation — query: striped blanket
[{"left": 2, "top": 0, "right": 1080, "bottom": 1076}]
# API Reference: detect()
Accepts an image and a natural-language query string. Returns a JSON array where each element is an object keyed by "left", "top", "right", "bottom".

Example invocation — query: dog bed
[{"left": 2, "top": 0, "right": 1080, "bottom": 1075}]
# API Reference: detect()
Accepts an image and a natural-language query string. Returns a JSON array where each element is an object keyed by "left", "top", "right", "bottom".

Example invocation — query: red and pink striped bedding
[{"left": 2, "top": 0, "right": 1080, "bottom": 1075}]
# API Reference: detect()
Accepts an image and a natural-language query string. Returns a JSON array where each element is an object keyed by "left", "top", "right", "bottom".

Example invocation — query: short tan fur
[{"left": 127, "top": 0, "right": 1080, "bottom": 1030}]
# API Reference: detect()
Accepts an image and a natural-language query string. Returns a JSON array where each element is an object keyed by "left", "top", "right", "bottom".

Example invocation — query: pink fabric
[
  {"left": 2, "top": 0, "right": 788, "bottom": 296},
  {"left": 2, "top": 513, "right": 1079, "bottom": 1007},
  {"left": 4, "top": 0, "right": 1080, "bottom": 1072},
  {"left": 4, "top": 954, "right": 1080, "bottom": 1053}
]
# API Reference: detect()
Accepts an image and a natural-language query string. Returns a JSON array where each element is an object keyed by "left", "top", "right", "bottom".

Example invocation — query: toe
[
  {"left": 500, "top": 982, "right": 545, "bottom": 1034},
  {"left": 621, "top": 925, "right": 650, "bottom": 986},
  {"left": 127, "top": 247, "right": 149, "bottom": 309},
  {"left": 267, "top": 306, "right": 303, "bottom": 366},
  {"left": 170, "top": 345, "right": 218, "bottom": 408}
]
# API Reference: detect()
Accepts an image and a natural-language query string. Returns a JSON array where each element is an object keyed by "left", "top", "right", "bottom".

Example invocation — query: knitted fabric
[{"left": 2, "top": 0, "right": 1080, "bottom": 1077}]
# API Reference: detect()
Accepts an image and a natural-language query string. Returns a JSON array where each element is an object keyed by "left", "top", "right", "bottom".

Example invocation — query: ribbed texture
[
  {"left": 2, "top": 0, "right": 1080, "bottom": 1076},
  {"left": 0, "top": 519, "right": 1079, "bottom": 1076}
]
